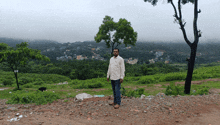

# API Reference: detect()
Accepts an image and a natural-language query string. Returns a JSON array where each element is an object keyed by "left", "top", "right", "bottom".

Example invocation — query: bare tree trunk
[
  {"left": 15, "top": 72, "right": 19, "bottom": 89},
  {"left": 184, "top": 43, "right": 197, "bottom": 94}
]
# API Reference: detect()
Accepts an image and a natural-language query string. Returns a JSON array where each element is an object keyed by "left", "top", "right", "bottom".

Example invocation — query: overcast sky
[{"left": 0, "top": 0, "right": 220, "bottom": 43}]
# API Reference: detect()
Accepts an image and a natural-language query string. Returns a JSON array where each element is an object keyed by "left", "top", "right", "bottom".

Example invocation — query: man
[{"left": 107, "top": 48, "right": 125, "bottom": 109}]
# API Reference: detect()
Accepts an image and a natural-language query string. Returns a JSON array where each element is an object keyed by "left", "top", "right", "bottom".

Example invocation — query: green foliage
[
  {"left": 165, "top": 83, "right": 185, "bottom": 96},
  {"left": 3, "top": 79, "right": 13, "bottom": 86},
  {"left": 191, "top": 86, "right": 209, "bottom": 95},
  {"left": 121, "top": 87, "right": 145, "bottom": 98},
  {"left": 124, "top": 76, "right": 141, "bottom": 82},
  {"left": 19, "top": 77, "right": 33, "bottom": 85},
  {"left": 138, "top": 75, "right": 156, "bottom": 84},
  {"left": 165, "top": 83, "right": 210, "bottom": 96},
  {"left": 33, "top": 78, "right": 44, "bottom": 85},
  {"left": 22, "top": 83, "right": 34, "bottom": 88},
  {"left": 95, "top": 15, "right": 137, "bottom": 54},
  {"left": 0, "top": 42, "right": 50, "bottom": 89},
  {"left": 66, "top": 94, "right": 75, "bottom": 98},
  {"left": 72, "top": 78, "right": 106, "bottom": 89},
  {"left": 6, "top": 90, "right": 61, "bottom": 105},
  {"left": 159, "top": 72, "right": 186, "bottom": 82}
]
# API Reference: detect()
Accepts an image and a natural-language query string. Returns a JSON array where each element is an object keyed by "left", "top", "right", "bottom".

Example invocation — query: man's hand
[
  {"left": 107, "top": 78, "right": 109, "bottom": 82},
  {"left": 120, "top": 79, "right": 123, "bottom": 83}
]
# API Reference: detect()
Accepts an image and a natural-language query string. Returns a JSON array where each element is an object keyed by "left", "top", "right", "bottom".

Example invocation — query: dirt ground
[{"left": 1, "top": 78, "right": 220, "bottom": 125}]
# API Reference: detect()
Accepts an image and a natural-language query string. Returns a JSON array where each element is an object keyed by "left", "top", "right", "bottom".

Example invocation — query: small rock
[
  {"left": 0, "top": 118, "right": 3, "bottom": 120},
  {"left": 140, "top": 94, "right": 145, "bottom": 99}
]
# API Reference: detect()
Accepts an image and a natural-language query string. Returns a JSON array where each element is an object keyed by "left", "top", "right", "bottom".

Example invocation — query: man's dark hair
[{"left": 114, "top": 48, "right": 119, "bottom": 53}]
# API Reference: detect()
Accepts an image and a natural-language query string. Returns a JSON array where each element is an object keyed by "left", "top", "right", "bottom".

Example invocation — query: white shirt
[{"left": 107, "top": 55, "right": 125, "bottom": 80}]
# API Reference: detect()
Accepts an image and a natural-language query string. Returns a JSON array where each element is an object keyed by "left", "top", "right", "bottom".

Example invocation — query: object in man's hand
[{"left": 38, "top": 87, "right": 47, "bottom": 92}]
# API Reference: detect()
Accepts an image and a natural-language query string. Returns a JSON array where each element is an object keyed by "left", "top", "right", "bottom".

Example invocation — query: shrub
[
  {"left": 33, "top": 78, "right": 44, "bottom": 85},
  {"left": 160, "top": 73, "right": 186, "bottom": 82},
  {"left": 193, "top": 86, "right": 209, "bottom": 95},
  {"left": 73, "top": 82, "right": 104, "bottom": 89},
  {"left": 70, "top": 79, "right": 81, "bottom": 85},
  {"left": 165, "top": 83, "right": 184, "bottom": 96},
  {"left": 3, "top": 79, "right": 13, "bottom": 86},
  {"left": 19, "top": 77, "right": 33, "bottom": 85},
  {"left": 121, "top": 87, "right": 145, "bottom": 98},
  {"left": 6, "top": 90, "right": 61, "bottom": 105},
  {"left": 23, "top": 83, "right": 34, "bottom": 88},
  {"left": 138, "top": 75, "right": 156, "bottom": 84},
  {"left": 165, "top": 83, "right": 210, "bottom": 96}
]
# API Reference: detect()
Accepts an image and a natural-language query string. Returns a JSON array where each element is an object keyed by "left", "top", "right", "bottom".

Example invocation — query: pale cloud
[{"left": 0, "top": 0, "right": 219, "bottom": 43}]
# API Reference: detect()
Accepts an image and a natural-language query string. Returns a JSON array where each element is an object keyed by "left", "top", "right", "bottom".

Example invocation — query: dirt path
[
  {"left": 1, "top": 93, "right": 220, "bottom": 125},
  {"left": 1, "top": 78, "right": 220, "bottom": 125}
]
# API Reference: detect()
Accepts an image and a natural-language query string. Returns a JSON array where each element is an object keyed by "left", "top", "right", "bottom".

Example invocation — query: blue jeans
[{"left": 111, "top": 79, "right": 121, "bottom": 105}]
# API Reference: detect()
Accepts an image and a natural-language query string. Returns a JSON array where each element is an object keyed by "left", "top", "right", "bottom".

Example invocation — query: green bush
[
  {"left": 121, "top": 87, "right": 145, "bottom": 98},
  {"left": 124, "top": 76, "right": 141, "bottom": 82},
  {"left": 22, "top": 83, "right": 34, "bottom": 88},
  {"left": 19, "top": 77, "right": 33, "bottom": 85},
  {"left": 193, "top": 86, "right": 209, "bottom": 95},
  {"left": 3, "top": 79, "right": 13, "bottom": 86},
  {"left": 138, "top": 75, "right": 156, "bottom": 84},
  {"left": 159, "top": 73, "right": 186, "bottom": 82},
  {"left": 72, "top": 79, "right": 105, "bottom": 89},
  {"left": 165, "top": 83, "right": 210, "bottom": 96},
  {"left": 33, "top": 78, "right": 44, "bottom": 85},
  {"left": 165, "top": 83, "right": 184, "bottom": 96},
  {"left": 70, "top": 79, "right": 81, "bottom": 85},
  {"left": 6, "top": 90, "right": 61, "bottom": 105}
]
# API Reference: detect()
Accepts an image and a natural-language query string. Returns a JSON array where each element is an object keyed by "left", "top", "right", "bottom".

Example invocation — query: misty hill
[{"left": 1, "top": 37, "right": 220, "bottom": 64}]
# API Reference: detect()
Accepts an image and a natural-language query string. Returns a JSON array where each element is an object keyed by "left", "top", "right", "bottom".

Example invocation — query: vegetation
[
  {"left": 94, "top": 15, "right": 137, "bottom": 56},
  {"left": 0, "top": 42, "right": 50, "bottom": 89},
  {"left": 1, "top": 64, "right": 220, "bottom": 105},
  {"left": 0, "top": 41, "right": 220, "bottom": 105},
  {"left": 144, "top": 0, "right": 202, "bottom": 94}
]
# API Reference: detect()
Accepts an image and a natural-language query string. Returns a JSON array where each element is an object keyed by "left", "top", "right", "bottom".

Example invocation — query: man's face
[{"left": 113, "top": 49, "right": 119, "bottom": 57}]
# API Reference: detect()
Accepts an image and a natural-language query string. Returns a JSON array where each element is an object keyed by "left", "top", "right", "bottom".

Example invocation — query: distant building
[
  {"left": 155, "top": 51, "right": 164, "bottom": 58},
  {"left": 91, "top": 48, "right": 96, "bottom": 51},
  {"left": 76, "top": 55, "right": 87, "bottom": 60},
  {"left": 149, "top": 59, "right": 155, "bottom": 64},
  {"left": 96, "top": 47, "right": 100, "bottom": 51},
  {"left": 126, "top": 46, "right": 131, "bottom": 49},
  {"left": 165, "top": 60, "right": 169, "bottom": 64},
  {"left": 127, "top": 58, "right": 138, "bottom": 64}
]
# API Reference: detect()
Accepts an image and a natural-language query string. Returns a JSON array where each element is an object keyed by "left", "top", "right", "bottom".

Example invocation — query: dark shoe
[
  {"left": 109, "top": 102, "right": 116, "bottom": 106},
  {"left": 114, "top": 104, "right": 120, "bottom": 109}
]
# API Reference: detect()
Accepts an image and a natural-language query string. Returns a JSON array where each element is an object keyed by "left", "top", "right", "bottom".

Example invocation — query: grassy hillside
[{"left": 0, "top": 64, "right": 220, "bottom": 105}]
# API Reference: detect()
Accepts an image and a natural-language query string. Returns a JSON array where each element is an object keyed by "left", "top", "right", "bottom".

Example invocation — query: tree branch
[
  {"left": 170, "top": 0, "right": 179, "bottom": 19},
  {"left": 193, "top": 0, "right": 199, "bottom": 44},
  {"left": 178, "top": 0, "right": 182, "bottom": 20},
  {"left": 172, "top": 0, "right": 192, "bottom": 47}
]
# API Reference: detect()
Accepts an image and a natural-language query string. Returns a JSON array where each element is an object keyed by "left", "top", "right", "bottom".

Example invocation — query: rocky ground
[
  {"left": 1, "top": 78, "right": 220, "bottom": 125},
  {"left": 1, "top": 92, "right": 220, "bottom": 125}
]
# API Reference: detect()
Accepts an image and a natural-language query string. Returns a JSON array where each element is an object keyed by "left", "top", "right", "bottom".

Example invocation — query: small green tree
[
  {"left": 0, "top": 42, "right": 50, "bottom": 89},
  {"left": 95, "top": 15, "right": 138, "bottom": 57}
]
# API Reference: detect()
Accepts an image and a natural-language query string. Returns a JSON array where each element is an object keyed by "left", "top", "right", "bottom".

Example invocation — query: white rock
[
  {"left": 19, "top": 115, "right": 23, "bottom": 118},
  {"left": 76, "top": 93, "right": 93, "bottom": 100},
  {"left": 140, "top": 94, "right": 145, "bottom": 99}
]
